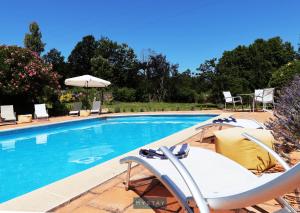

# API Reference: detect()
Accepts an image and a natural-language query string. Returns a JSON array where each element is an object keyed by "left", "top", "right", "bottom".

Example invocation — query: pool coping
[{"left": 0, "top": 112, "right": 231, "bottom": 212}]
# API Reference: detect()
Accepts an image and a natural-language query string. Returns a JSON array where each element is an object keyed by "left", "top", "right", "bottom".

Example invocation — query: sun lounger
[
  {"left": 0, "top": 105, "right": 17, "bottom": 123},
  {"left": 90, "top": 101, "right": 101, "bottom": 114},
  {"left": 195, "top": 117, "right": 265, "bottom": 142},
  {"left": 120, "top": 135, "right": 299, "bottom": 212},
  {"left": 69, "top": 102, "right": 82, "bottom": 116},
  {"left": 34, "top": 104, "right": 49, "bottom": 119}
]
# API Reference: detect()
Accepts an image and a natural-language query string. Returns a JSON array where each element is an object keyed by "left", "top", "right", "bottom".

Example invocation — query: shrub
[
  {"left": 0, "top": 45, "right": 60, "bottom": 102},
  {"left": 266, "top": 75, "right": 300, "bottom": 153},
  {"left": 59, "top": 93, "right": 74, "bottom": 103},
  {"left": 130, "top": 108, "right": 134, "bottom": 112},
  {"left": 50, "top": 102, "right": 69, "bottom": 116},
  {"left": 269, "top": 60, "right": 300, "bottom": 88},
  {"left": 113, "top": 87, "right": 136, "bottom": 102},
  {"left": 170, "top": 88, "right": 197, "bottom": 103},
  {"left": 114, "top": 107, "right": 121, "bottom": 113}
]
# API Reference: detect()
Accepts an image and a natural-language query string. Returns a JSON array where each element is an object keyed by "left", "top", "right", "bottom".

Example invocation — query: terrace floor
[{"left": 1, "top": 110, "right": 299, "bottom": 212}]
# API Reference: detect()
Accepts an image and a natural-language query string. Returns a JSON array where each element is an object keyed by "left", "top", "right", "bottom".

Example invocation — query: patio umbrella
[
  {"left": 64, "top": 75, "right": 111, "bottom": 108},
  {"left": 65, "top": 75, "right": 111, "bottom": 88}
]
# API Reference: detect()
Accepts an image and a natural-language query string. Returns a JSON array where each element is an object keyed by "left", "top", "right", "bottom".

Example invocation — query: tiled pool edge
[{"left": 0, "top": 112, "right": 231, "bottom": 212}]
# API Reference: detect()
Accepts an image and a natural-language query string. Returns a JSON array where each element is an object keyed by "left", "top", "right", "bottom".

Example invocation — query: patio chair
[
  {"left": 254, "top": 88, "right": 275, "bottom": 111},
  {"left": 34, "top": 104, "right": 49, "bottom": 119},
  {"left": 90, "top": 100, "right": 101, "bottom": 115},
  {"left": 195, "top": 117, "right": 265, "bottom": 142},
  {"left": 69, "top": 102, "right": 82, "bottom": 116},
  {"left": 120, "top": 134, "right": 299, "bottom": 212},
  {"left": 0, "top": 105, "right": 17, "bottom": 123},
  {"left": 223, "top": 91, "right": 243, "bottom": 111}
]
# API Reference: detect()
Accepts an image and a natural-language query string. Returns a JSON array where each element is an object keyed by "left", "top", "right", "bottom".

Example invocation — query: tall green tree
[
  {"left": 24, "top": 22, "right": 45, "bottom": 55},
  {"left": 167, "top": 69, "right": 198, "bottom": 103},
  {"left": 142, "top": 54, "right": 178, "bottom": 102},
  {"left": 43, "top": 48, "right": 67, "bottom": 86},
  {"left": 68, "top": 35, "right": 97, "bottom": 76},
  {"left": 91, "top": 37, "right": 139, "bottom": 88},
  {"left": 213, "top": 37, "right": 295, "bottom": 101}
]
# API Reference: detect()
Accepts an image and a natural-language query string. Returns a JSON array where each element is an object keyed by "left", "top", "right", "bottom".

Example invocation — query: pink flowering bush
[{"left": 0, "top": 45, "right": 60, "bottom": 102}]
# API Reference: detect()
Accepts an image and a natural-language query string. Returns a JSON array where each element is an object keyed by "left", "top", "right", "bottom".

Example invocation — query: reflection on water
[
  {"left": 0, "top": 139, "right": 16, "bottom": 151},
  {"left": 36, "top": 134, "right": 48, "bottom": 145},
  {"left": 68, "top": 145, "right": 114, "bottom": 164}
]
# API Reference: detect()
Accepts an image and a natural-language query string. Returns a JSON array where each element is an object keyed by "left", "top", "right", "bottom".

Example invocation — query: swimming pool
[{"left": 0, "top": 114, "right": 216, "bottom": 203}]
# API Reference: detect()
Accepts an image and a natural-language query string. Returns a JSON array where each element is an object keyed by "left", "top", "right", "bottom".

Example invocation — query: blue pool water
[{"left": 0, "top": 115, "right": 215, "bottom": 202}]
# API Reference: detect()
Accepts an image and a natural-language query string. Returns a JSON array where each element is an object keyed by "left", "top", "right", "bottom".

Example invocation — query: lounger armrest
[
  {"left": 242, "top": 133, "right": 290, "bottom": 171},
  {"left": 159, "top": 146, "right": 210, "bottom": 213}
]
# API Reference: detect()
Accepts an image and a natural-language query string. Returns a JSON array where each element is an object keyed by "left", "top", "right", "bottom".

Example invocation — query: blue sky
[{"left": 1, "top": 0, "right": 299, "bottom": 71}]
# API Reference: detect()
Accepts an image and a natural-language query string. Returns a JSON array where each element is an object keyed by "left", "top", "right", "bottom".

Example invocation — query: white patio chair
[
  {"left": 254, "top": 88, "right": 275, "bottom": 111},
  {"left": 120, "top": 134, "right": 299, "bottom": 212},
  {"left": 0, "top": 105, "right": 17, "bottom": 123},
  {"left": 223, "top": 91, "right": 243, "bottom": 111},
  {"left": 34, "top": 104, "right": 49, "bottom": 119}
]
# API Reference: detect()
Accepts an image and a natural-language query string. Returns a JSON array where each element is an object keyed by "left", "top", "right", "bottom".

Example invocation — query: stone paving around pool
[{"left": 50, "top": 111, "right": 299, "bottom": 213}]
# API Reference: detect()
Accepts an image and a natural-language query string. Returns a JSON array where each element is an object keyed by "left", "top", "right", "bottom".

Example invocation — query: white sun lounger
[
  {"left": 195, "top": 118, "right": 265, "bottom": 142},
  {"left": 120, "top": 134, "right": 299, "bottom": 212},
  {"left": 69, "top": 102, "right": 82, "bottom": 116},
  {"left": 0, "top": 105, "right": 17, "bottom": 123},
  {"left": 91, "top": 101, "right": 101, "bottom": 114},
  {"left": 34, "top": 104, "right": 49, "bottom": 119}
]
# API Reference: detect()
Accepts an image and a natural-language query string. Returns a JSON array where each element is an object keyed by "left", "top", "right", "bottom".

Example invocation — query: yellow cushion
[{"left": 214, "top": 127, "right": 276, "bottom": 171}]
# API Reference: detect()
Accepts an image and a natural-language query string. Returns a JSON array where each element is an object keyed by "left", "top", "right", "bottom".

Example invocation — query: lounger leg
[
  {"left": 125, "top": 162, "right": 132, "bottom": 190},
  {"left": 199, "top": 128, "right": 206, "bottom": 143},
  {"left": 275, "top": 197, "right": 297, "bottom": 213}
]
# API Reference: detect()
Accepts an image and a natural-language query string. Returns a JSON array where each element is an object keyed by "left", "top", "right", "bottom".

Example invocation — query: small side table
[
  {"left": 80, "top": 110, "right": 91, "bottom": 117},
  {"left": 238, "top": 93, "right": 255, "bottom": 112},
  {"left": 18, "top": 114, "right": 33, "bottom": 124}
]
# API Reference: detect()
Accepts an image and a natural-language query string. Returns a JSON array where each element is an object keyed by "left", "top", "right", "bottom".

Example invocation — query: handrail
[
  {"left": 242, "top": 133, "right": 290, "bottom": 170},
  {"left": 159, "top": 146, "right": 210, "bottom": 213}
]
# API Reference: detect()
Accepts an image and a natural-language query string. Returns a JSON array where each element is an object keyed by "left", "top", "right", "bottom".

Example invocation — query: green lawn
[{"left": 102, "top": 102, "right": 219, "bottom": 113}]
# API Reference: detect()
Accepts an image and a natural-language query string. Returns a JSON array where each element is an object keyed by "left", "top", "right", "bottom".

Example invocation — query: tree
[
  {"left": 142, "top": 54, "right": 178, "bottom": 102},
  {"left": 269, "top": 60, "right": 300, "bottom": 88},
  {"left": 0, "top": 45, "right": 60, "bottom": 112},
  {"left": 91, "top": 37, "right": 139, "bottom": 88},
  {"left": 68, "top": 35, "right": 97, "bottom": 76},
  {"left": 168, "top": 69, "right": 198, "bottom": 103},
  {"left": 24, "top": 22, "right": 45, "bottom": 55},
  {"left": 212, "top": 37, "right": 295, "bottom": 101},
  {"left": 43, "top": 48, "right": 67, "bottom": 86}
]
